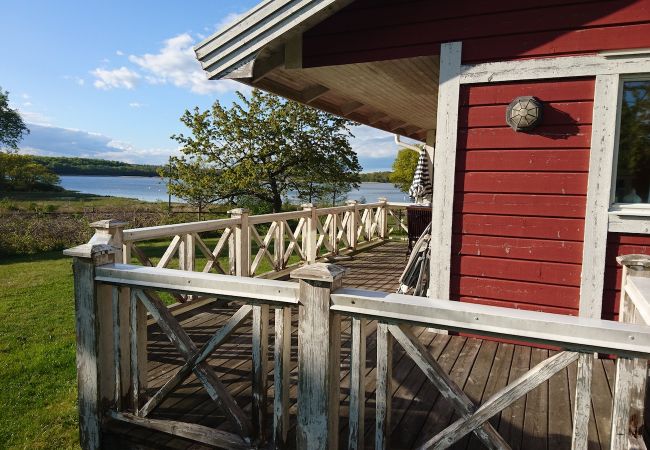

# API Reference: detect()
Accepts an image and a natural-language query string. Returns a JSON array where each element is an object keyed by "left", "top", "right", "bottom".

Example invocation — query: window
[{"left": 612, "top": 78, "right": 650, "bottom": 207}]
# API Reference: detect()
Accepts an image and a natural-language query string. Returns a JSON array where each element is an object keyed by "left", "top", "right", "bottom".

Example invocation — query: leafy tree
[
  {"left": 616, "top": 81, "right": 650, "bottom": 202},
  {"left": 170, "top": 89, "right": 361, "bottom": 212},
  {"left": 158, "top": 156, "right": 220, "bottom": 220},
  {"left": 0, "top": 153, "right": 60, "bottom": 190},
  {"left": 0, "top": 87, "right": 29, "bottom": 152},
  {"left": 390, "top": 147, "right": 420, "bottom": 193}
]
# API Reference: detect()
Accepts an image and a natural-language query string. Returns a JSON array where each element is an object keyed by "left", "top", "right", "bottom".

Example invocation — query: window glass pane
[{"left": 615, "top": 80, "right": 650, "bottom": 204}]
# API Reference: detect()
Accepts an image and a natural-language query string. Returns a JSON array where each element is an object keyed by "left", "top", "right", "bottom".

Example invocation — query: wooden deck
[{"left": 105, "top": 241, "right": 617, "bottom": 449}]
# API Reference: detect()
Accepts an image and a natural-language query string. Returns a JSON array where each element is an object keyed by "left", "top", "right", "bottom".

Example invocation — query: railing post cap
[
  {"left": 90, "top": 219, "right": 128, "bottom": 230},
  {"left": 290, "top": 262, "right": 347, "bottom": 283},
  {"left": 378, "top": 197, "right": 388, "bottom": 202},
  {"left": 617, "top": 254, "right": 650, "bottom": 269},
  {"left": 63, "top": 243, "right": 115, "bottom": 260},
  {"left": 228, "top": 208, "right": 249, "bottom": 215},
  {"left": 346, "top": 200, "right": 358, "bottom": 206},
  {"left": 301, "top": 203, "right": 314, "bottom": 209}
]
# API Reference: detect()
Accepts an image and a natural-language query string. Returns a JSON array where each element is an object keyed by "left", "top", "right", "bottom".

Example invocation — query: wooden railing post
[
  {"left": 291, "top": 263, "right": 346, "bottom": 450},
  {"left": 64, "top": 243, "right": 116, "bottom": 450},
  {"left": 302, "top": 203, "right": 317, "bottom": 264},
  {"left": 229, "top": 208, "right": 250, "bottom": 277},
  {"left": 346, "top": 200, "right": 358, "bottom": 250},
  {"left": 612, "top": 254, "right": 650, "bottom": 448},
  {"left": 275, "top": 220, "right": 286, "bottom": 270},
  {"left": 378, "top": 198, "right": 388, "bottom": 240}
]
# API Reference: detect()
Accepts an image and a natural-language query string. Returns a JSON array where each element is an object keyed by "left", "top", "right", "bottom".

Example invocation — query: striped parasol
[{"left": 408, "top": 147, "right": 432, "bottom": 203}]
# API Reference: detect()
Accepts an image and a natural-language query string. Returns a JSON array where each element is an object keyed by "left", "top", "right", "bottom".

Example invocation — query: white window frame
[{"left": 608, "top": 74, "right": 650, "bottom": 232}]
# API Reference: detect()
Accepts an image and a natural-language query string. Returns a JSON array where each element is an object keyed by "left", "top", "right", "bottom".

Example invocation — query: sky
[{"left": 0, "top": 0, "right": 399, "bottom": 172}]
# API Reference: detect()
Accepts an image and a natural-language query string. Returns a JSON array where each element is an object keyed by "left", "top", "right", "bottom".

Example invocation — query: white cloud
[
  {"left": 214, "top": 12, "right": 246, "bottom": 32},
  {"left": 19, "top": 110, "right": 53, "bottom": 126},
  {"left": 116, "top": 50, "right": 124, "bottom": 56},
  {"left": 22, "top": 101, "right": 32, "bottom": 107},
  {"left": 64, "top": 75, "right": 85, "bottom": 86},
  {"left": 129, "top": 102, "right": 145, "bottom": 108},
  {"left": 21, "top": 93, "right": 30, "bottom": 100},
  {"left": 129, "top": 33, "right": 237, "bottom": 95},
  {"left": 92, "top": 66, "right": 141, "bottom": 90},
  {"left": 19, "top": 123, "right": 178, "bottom": 164},
  {"left": 350, "top": 126, "right": 397, "bottom": 158}
]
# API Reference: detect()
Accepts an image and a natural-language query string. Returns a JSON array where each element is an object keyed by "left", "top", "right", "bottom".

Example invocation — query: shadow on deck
[{"left": 105, "top": 241, "right": 616, "bottom": 449}]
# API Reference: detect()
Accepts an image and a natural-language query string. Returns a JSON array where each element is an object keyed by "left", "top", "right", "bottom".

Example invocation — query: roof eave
[{"left": 194, "top": 0, "right": 353, "bottom": 80}]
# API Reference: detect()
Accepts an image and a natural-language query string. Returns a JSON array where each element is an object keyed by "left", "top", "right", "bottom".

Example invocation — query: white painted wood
[
  {"left": 248, "top": 209, "right": 310, "bottom": 225},
  {"left": 430, "top": 41, "right": 462, "bottom": 300},
  {"left": 611, "top": 357, "right": 635, "bottom": 449},
  {"left": 135, "top": 289, "right": 253, "bottom": 438},
  {"left": 275, "top": 220, "right": 286, "bottom": 270},
  {"left": 230, "top": 208, "right": 251, "bottom": 277},
  {"left": 626, "top": 275, "right": 650, "bottom": 325},
  {"left": 71, "top": 254, "right": 103, "bottom": 450},
  {"left": 273, "top": 307, "right": 292, "bottom": 449},
  {"left": 109, "top": 411, "right": 250, "bottom": 450},
  {"left": 571, "top": 353, "right": 593, "bottom": 450},
  {"left": 96, "top": 264, "right": 299, "bottom": 305},
  {"left": 138, "top": 304, "right": 252, "bottom": 418},
  {"left": 252, "top": 304, "right": 270, "bottom": 440},
  {"left": 157, "top": 235, "right": 182, "bottom": 269},
  {"left": 609, "top": 214, "right": 650, "bottom": 234},
  {"left": 123, "top": 218, "right": 240, "bottom": 242},
  {"left": 460, "top": 53, "right": 650, "bottom": 84},
  {"left": 112, "top": 286, "right": 122, "bottom": 412},
  {"left": 390, "top": 325, "right": 510, "bottom": 449},
  {"left": 348, "top": 317, "right": 366, "bottom": 450},
  {"left": 330, "top": 288, "right": 650, "bottom": 358},
  {"left": 129, "top": 289, "right": 141, "bottom": 412},
  {"left": 421, "top": 352, "right": 579, "bottom": 449},
  {"left": 346, "top": 200, "right": 358, "bottom": 250},
  {"left": 303, "top": 203, "right": 318, "bottom": 263},
  {"left": 375, "top": 322, "right": 392, "bottom": 450},
  {"left": 293, "top": 263, "right": 344, "bottom": 450},
  {"left": 579, "top": 74, "right": 620, "bottom": 319},
  {"left": 196, "top": 0, "right": 355, "bottom": 79}
]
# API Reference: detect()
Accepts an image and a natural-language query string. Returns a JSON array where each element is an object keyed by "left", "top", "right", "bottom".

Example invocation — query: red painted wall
[
  {"left": 303, "top": 0, "right": 650, "bottom": 67},
  {"left": 451, "top": 79, "right": 593, "bottom": 315}
]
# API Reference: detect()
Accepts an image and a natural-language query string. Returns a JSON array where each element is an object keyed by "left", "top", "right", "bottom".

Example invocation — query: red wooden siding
[
  {"left": 303, "top": 0, "right": 650, "bottom": 66},
  {"left": 603, "top": 233, "right": 650, "bottom": 320},
  {"left": 450, "top": 78, "right": 594, "bottom": 315}
]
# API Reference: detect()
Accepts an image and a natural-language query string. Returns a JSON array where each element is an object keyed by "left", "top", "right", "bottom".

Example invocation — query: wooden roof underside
[
  {"left": 195, "top": 0, "right": 438, "bottom": 141},
  {"left": 236, "top": 53, "right": 439, "bottom": 141}
]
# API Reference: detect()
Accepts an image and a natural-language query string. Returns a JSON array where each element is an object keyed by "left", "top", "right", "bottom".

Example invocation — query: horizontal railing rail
[{"left": 88, "top": 199, "right": 409, "bottom": 304}]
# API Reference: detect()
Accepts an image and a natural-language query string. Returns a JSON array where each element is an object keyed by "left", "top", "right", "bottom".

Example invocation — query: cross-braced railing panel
[{"left": 333, "top": 287, "right": 650, "bottom": 450}]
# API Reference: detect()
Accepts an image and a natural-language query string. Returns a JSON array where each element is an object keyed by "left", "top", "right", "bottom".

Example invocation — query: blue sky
[{"left": 0, "top": 1, "right": 397, "bottom": 171}]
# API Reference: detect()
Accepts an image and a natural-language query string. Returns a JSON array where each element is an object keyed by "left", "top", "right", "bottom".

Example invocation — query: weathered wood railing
[
  {"left": 101, "top": 199, "right": 408, "bottom": 290},
  {"left": 66, "top": 231, "right": 650, "bottom": 449}
]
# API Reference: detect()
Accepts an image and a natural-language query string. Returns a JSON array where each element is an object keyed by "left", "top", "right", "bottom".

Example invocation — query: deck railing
[
  {"left": 65, "top": 237, "right": 650, "bottom": 450},
  {"left": 99, "top": 199, "right": 408, "bottom": 289}
]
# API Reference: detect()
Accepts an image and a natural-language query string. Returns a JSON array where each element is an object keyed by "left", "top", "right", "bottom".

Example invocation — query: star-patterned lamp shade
[{"left": 506, "top": 96, "right": 543, "bottom": 131}]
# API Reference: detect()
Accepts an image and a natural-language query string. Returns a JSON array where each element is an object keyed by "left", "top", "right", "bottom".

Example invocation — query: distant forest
[
  {"left": 31, "top": 156, "right": 394, "bottom": 181},
  {"left": 32, "top": 156, "right": 161, "bottom": 177},
  {"left": 358, "top": 171, "right": 390, "bottom": 182}
]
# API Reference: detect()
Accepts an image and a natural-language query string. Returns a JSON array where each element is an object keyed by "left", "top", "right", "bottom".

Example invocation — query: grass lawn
[{"left": 0, "top": 252, "right": 79, "bottom": 449}]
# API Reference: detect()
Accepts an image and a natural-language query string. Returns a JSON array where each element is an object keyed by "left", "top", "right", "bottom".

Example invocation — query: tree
[
  {"left": 0, "top": 153, "right": 59, "bottom": 190},
  {"left": 0, "top": 87, "right": 29, "bottom": 152},
  {"left": 170, "top": 89, "right": 361, "bottom": 212},
  {"left": 158, "top": 156, "right": 221, "bottom": 219},
  {"left": 390, "top": 147, "right": 420, "bottom": 193}
]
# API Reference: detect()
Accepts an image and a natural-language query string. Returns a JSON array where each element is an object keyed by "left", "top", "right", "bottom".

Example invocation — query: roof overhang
[
  {"left": 195, "top": 0, "right": 353, "bottom": 80},
  {"left": 194, "top": 0, "right": 437, "bottom": 142}
]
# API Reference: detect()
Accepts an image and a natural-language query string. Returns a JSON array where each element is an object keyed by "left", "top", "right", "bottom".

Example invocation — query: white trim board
[
  {"left": 429, "top": 41, "right": 462, "bottom": 300},
  {"left": 195, "top": 0, "right": 353, "bottom": 79},
  {"left": 459, "top": 53, "right": 650, "bottom": 85},
  {"left": 579, "top": 74, "right": 619, "bottom": 319}
]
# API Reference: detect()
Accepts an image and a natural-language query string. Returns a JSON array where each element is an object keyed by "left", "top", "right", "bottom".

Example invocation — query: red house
[
  {"left": 196, "top": 0, "right": 650, "bottom": 322},
  {"left": 62, "top": 2, "right": 650, "bottom": 449}
]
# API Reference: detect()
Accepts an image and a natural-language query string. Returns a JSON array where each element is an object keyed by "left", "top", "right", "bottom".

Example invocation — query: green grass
[{"left": 0, "top": 252, "right": 79, "bottom": 449}]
